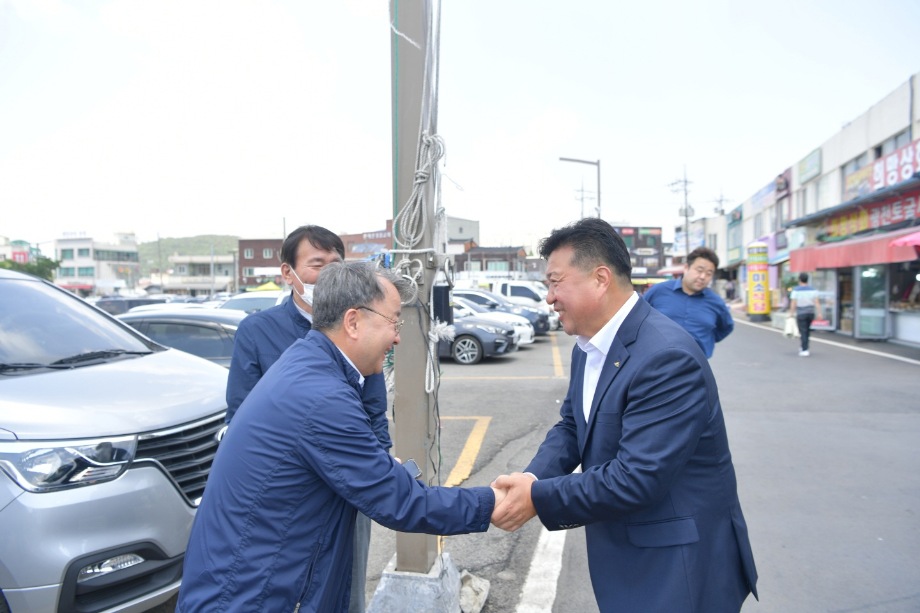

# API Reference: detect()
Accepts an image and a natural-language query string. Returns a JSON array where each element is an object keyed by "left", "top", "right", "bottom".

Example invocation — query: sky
[{"left": 2, "top": 0, "right": 920, "bottom": 255}]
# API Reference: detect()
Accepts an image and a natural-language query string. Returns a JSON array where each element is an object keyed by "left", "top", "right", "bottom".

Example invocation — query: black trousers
[{"left": 796, "top": 312, "right": 815, "bottom": 351}]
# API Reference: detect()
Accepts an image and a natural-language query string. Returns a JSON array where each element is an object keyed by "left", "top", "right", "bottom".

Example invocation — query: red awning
[
  {"left": 890, "top": 230, "right": 920, "bottom": 248},
  {"left": 58, "top": 283, "right": 94, "bottom": 290},
  {"left": 789, "top": 227, "right": 920, "bottom": 272},
  {"left": 656, "top": 265, "right": 685, "bottom": 276}
]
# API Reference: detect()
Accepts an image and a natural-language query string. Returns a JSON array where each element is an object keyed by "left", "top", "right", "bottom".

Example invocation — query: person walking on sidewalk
[{"left": 789, "top": 272, "right": 821, "bottom": 356}]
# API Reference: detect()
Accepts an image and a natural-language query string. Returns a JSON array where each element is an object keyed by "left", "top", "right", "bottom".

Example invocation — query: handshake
[{"left": 488, "top": 472, "right": 537, "bottom": 532}]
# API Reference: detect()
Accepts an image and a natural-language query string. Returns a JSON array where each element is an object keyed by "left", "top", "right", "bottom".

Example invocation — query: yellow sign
[{"left": 746, "top": 242, "right": 770, "bottom": 319}]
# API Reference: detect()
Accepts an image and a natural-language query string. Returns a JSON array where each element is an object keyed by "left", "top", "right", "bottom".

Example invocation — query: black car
[
  {"left": 439, "top": 307, "right": 517, "bottom": 365},
  {"left": 117, "top": 307, "right": 247, "bottom": 367},
  {"left": 451, "top": 288, "right": 550, "bottom": 335}
]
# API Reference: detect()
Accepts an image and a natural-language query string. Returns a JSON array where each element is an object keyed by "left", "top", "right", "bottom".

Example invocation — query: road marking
[
  {"left": 514, "top": 528, "right": 567, "bottom": 613},
  {"left": 441, "top": 416, "right": 492, "bottom": 487},
  {"left": 441, "top": 375, "right": 563, "bottom": 380},
  {"left": 734, "top": 318, "right": 920, "bottom": 366},
  {"left": 514, "top": 465, "right": 580, "bottom": 613},
  {"left": 551, "top": 332, "right": 565, "bottom": 378}
]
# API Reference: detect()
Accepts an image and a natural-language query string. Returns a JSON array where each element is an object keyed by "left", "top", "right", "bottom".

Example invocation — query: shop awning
[
  {"left": 57, "top": 283, "right": 94, "bottom": 290},
  {"left": 789, "top": 226, "right": 920, "bottom": 272},
  {"left": 890, "top": 230, "right": 920, "bottom": 248},
  {"left": 656, "top": 265, "right": 685, "bottom": 276}
]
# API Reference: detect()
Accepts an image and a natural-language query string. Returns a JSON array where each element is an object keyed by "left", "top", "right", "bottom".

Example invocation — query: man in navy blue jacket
[
  {"left": 178, "top": 263, "right": 503, "bottom": 612},
  {"left": 492, "top": 219, "right": 756, "bottom": 612},
  {"left": 225, "top": 225, "right": 388, "bottom": 612}
]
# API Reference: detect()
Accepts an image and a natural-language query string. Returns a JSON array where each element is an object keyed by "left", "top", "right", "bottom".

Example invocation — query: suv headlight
[{"left": 0, "top": 436, "right": 137, "bottom": 492}]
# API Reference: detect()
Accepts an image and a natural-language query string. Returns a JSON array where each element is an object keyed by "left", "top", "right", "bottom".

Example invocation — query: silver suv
[{"left": 0, "top": 269, "right": 228, "bottom": 612}]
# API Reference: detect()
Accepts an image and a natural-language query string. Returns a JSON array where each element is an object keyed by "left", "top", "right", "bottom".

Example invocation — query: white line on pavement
[
  {"left": 733, "top": 318, "right": 920, "bottom": 366},
  {"left": 514, "top": 466, "right": 582, "bottom": 613},
  {"left": 514, "top": 527, "right": 567, "bottom": 613}
]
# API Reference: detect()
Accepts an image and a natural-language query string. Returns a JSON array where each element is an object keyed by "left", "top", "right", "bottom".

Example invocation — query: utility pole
[
  {"left": 370, "top": 2, "right": 464, "bottom": 611},
  {"left": 560, "top": 157, "right": 601, "bottom": 218},
  {"left": 669, "top": 166, "right": 693, "bottom": 260},
  {"left": 713, "top": 189, "right": 728, "bottom": 215},
  {"left": 575, "top": 178, "right": 595, "bottom": 219},
  {"left": 389, "top": 0, "right": 439, "bottom": 575}
]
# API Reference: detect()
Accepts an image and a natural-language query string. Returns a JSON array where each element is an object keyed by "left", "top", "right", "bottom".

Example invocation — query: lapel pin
[{"left": 614, "top": 361, "right": 620, "bottom": 368}]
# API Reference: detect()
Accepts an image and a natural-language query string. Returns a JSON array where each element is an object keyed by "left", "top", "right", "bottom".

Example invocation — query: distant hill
[{"left": 137, "top": 235, "right": 239, "bottom": 277}]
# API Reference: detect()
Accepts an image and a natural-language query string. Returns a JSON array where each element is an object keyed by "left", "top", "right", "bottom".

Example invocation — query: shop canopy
[
  {"left": 789, "top": 226, "right": 920, "bottom": 272},
  {"left": 656, "top": 265, "right": 685, "bottom": 276},
  {"left": 889, "top": 230, "right": 920, "bottom": 248}
]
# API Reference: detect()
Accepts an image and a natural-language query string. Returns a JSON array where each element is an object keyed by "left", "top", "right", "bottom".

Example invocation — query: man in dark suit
[{"left": 492, "top": 218, "right": 758, "bottom": 612}]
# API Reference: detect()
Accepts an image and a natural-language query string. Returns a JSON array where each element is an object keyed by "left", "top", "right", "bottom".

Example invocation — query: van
[
  {"left": 0, "top": 269, "right": 228, "bottom": 612},
  {"left": 487, "top": 281, "right": 560, "bottom": 330}
]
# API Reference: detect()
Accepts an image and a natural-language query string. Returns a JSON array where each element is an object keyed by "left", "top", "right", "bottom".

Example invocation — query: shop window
[
  {"left": 243, "top": 248, "right": 253, "bottom": 259},
  {"left": 890, "top": 260, "right": 920, "bottom": 313}
]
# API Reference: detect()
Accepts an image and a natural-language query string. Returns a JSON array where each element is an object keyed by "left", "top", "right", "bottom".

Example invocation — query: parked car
[
  {"left": 485, "top": 280, "right": 560, "bottom": 330},
  {"left": 218, "top": 289, "right": 287, "bottom": 314},
  {"left": 453, "top": 296, "right": 535, "bottom": 345},
  {"left": 0, "top": 269, "right": 229, "bottom": 612},
  {"left": 439, "top": 307, "right": 517, "bottom": 365},
  {"left": 92, "top": 295, "right": 169, "bottom": 315},
  {"left": 118, "top": 308, "right": 248, "bottom": 367},
  {"left": 451, "top": 288, "right": 550, "bottom": 335}
]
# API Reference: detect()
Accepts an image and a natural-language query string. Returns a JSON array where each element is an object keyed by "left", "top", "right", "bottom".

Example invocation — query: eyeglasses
[
  {"left": 691, "top": 266, "right": 715, "bottom": 278},
  {"left": 357, "top": 306, "right": 405, "bottom": 333}
]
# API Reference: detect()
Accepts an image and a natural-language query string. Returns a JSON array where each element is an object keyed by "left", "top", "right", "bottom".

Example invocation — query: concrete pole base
[{"left": 367, "top": 551, "right": 461, "bottom": 613}]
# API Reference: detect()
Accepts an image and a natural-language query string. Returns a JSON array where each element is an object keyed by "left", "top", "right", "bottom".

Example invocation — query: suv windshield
[{"left": 0, "top": 274, "right": 155, "bottom": 369}]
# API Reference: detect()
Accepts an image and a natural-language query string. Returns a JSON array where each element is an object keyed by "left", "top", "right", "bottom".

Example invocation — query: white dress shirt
[{"left": 574, "top": 292, "right": 639, "bottom": 421}]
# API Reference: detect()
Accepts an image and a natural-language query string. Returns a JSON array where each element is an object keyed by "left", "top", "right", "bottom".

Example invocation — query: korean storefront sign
[
  {"left": 872, "top": 138, "right": 920, "bottom": 191},
  {"left": 824, "top": 189, "right": 919, "bottom": 238}
]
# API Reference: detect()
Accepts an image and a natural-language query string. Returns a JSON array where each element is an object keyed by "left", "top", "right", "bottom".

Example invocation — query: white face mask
[{"left": 290, "top": 270, "right": 315, "bottom": 306}]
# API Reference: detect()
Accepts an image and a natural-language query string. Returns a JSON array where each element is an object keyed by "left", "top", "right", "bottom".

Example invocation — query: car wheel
[{"left": 452, "top": 335, "right": 483, "bottom": 365}]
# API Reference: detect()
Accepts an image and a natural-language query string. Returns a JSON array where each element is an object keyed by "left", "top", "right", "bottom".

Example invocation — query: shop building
[{"left": 785, "top": 73, "right": 920, "bottom": 346}]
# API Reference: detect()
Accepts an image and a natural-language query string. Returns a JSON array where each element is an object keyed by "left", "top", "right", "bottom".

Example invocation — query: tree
[{"left": 0, "top": 256, "right": 60, "bottom": 281}]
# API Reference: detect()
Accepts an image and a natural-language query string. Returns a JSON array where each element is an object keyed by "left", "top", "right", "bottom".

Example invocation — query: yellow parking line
[
  {"left": 551, "top": 331, "right": 564, "bottom": 378},
  {"left": 441, "top": 416, "right": 491, "bottom": 487}
]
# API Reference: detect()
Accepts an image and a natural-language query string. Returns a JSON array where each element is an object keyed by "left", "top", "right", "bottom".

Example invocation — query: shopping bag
[{"left": 784, "top": 316, "right": 800, "bottom": 338}]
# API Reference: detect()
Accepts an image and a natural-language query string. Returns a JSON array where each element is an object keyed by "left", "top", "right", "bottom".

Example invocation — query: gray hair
[{"left": 312, "top": 261, "right": 414, "bottom": 331}]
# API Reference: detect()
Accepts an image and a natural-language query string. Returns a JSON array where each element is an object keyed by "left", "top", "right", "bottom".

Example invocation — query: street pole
[
  {"left": 683, "top": 167, "right": 690, "bottom": 258},
  {"left": 559, "top": 157, "right": 601, "bottom": 218},
  {"left": 669, "top": 166, "right": 692, "bottom": 261},
  {"left": 390, "top": 0, "right": 439, "bottom": 575}
]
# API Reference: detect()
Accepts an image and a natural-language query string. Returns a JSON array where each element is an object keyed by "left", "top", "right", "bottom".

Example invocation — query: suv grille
[{"left": 135, "top": 413, "right": 226, "bottom": 506}]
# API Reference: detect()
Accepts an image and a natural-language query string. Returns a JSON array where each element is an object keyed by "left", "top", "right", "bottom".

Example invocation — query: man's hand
[
  {"left": 490, "top": 472, "right": 537, "bottom": 532},
  {"left": 490, "top": 486, "right": 507, "bottom": 512}
]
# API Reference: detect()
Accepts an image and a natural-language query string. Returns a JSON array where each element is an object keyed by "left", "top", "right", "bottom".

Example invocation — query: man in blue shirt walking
[{"left": 644, "top": 246, "right": 734, "bottom": 358}]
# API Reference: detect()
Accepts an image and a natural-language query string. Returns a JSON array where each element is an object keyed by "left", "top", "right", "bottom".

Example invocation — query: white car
[
  {"left": 453, "top": 296, "right": 535, "bottom": 345},
  {"left": 218, "top": 289, "right": 287, "bottom": 314}
]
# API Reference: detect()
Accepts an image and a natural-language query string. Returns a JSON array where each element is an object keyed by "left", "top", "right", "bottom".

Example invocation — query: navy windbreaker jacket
[{"left": 178, "top": 331, "right": 494, "bottom": 612}]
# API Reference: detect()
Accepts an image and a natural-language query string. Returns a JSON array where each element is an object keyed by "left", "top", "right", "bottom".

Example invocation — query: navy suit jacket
[{"left": 526, "top": 299, "right": 757, "bottom": 613}]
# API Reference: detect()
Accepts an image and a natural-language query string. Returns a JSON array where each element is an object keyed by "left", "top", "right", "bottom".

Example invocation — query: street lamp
[{"left": 559, "top": 157, "right": 601, "bottom": 218}]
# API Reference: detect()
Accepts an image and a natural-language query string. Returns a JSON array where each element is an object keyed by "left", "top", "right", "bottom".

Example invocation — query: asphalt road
[{"left": 150, "top": 316, "right": 920, "bottom": 612}]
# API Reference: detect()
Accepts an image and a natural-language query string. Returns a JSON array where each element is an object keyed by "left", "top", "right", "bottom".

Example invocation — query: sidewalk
[{"left": 728, "top": 300, "right": 920, "bottom": 363}]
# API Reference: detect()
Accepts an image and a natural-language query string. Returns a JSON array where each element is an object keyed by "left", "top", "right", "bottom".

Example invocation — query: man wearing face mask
[{"left": 225, "top": 225, "right": 388, "bottom": 613}]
